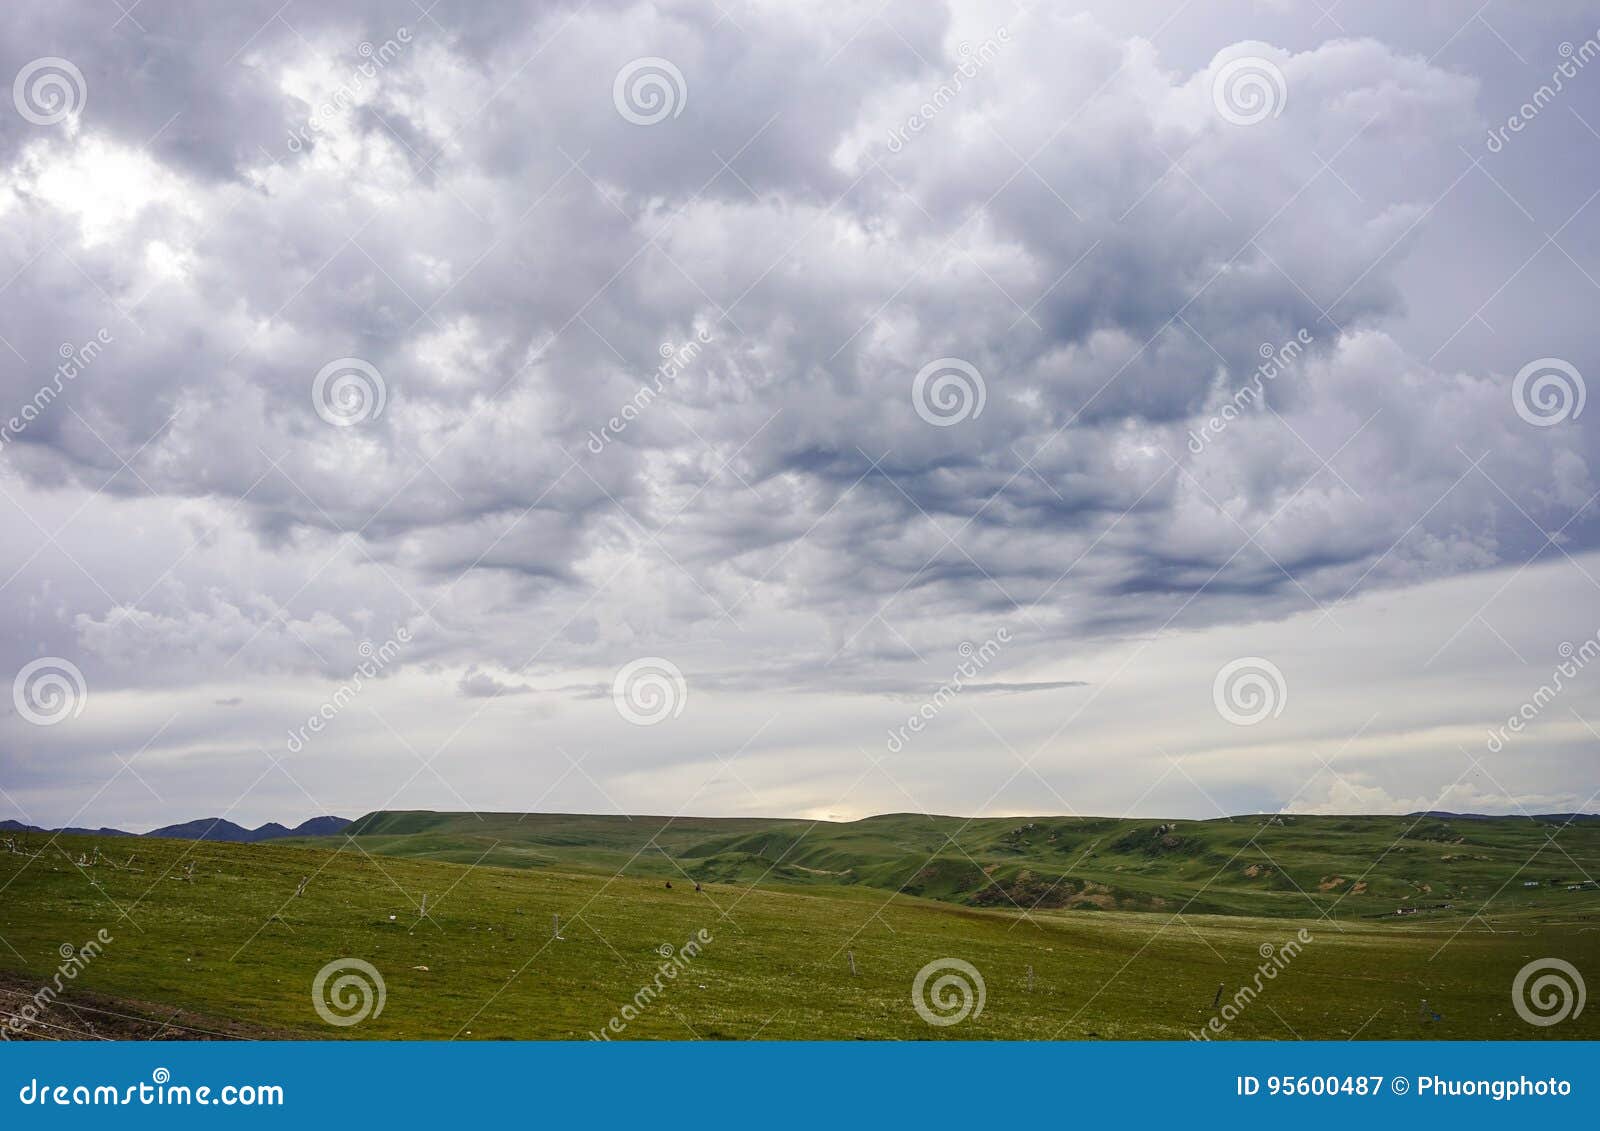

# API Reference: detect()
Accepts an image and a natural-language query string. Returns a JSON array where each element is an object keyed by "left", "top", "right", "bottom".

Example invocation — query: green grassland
[
  {"left": 332, "top": 809, "right": 1600, "bottom": 919},
  {"left": 2, "top": 813, "right": 1597, "bottom": 1040}
]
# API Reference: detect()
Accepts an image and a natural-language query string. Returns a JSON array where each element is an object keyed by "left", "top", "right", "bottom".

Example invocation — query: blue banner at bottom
[{"left": 5, "top": 1041, "right": 1593, "bottom": 1127}]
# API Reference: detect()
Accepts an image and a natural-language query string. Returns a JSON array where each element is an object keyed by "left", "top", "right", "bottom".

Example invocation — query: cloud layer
[{"left": 1, "top": 0, "right": 1597, "bottom": 827}]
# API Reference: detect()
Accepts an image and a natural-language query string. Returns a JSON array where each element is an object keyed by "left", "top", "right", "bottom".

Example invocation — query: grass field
[{"left": 3, "top": 813, "right": 1597, "bottom": 1040}]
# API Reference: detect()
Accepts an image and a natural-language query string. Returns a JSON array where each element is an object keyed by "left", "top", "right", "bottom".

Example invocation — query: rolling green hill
[
  {"left": 328, "top": 810, "right": 1600, "bottom": 920},
  {"left": 2, "top": 830, "right": 1596, "bottom": 1040}
]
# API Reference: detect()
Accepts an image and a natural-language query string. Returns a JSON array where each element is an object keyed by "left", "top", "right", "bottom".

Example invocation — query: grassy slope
[
  {"left": 2, "top": 832, "right": 1596, "bottom": 1040},
  {"left": 328, "top": 810, "right": 1600, "bottom": 920}
]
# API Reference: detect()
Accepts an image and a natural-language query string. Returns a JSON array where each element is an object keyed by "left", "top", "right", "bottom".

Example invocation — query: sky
[{"left": 1, "top": 0, "right": 1598, "bottom": 831}]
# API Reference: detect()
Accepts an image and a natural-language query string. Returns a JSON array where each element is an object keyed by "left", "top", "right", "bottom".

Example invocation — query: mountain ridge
[
  {"left": 323, "top": 808, "right": 1600, "bottom": 919},
  {"left": 0, "top": 816, "right": 352, "bottom": 842}
]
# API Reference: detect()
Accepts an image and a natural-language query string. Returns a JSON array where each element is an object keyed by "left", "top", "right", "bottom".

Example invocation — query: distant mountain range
[
  {"left": 7, "top": 809, "right": 1595, "bottom": 847},
  {"left": 0, "top": 816, "right": 351, "bottom": 842}
]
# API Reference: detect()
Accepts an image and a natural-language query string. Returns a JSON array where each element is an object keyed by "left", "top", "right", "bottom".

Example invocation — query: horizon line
[{"left": 8, "top": 805, "right": 1600, "bottom": 838}]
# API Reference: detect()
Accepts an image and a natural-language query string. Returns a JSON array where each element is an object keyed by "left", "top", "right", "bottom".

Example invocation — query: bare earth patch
[{"left": 0, "top": 970, "right": 301, "bottom": 1041}]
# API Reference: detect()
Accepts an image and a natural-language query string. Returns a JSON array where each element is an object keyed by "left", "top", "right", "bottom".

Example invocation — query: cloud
[
  {"left": 858, "top": 678, "right": 1088, "bottom": 697},
  {"left": 961, "top": 681, "right": 1088, "bottom": 695},
  {"left": 457, "top": 667, "right": 533, "bottom": 699},
  {"left": 0, "top": 0, "right": 1596, "bottom": 826}
]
